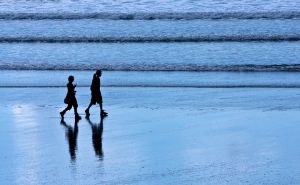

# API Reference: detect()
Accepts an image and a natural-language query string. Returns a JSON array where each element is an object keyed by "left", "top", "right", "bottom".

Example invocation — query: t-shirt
[
  {"left": 91, "top": 75, "right": 100, "bottom": 93},
  {"left": 67, "top": 83, "right": 76, "bottom": 98}
]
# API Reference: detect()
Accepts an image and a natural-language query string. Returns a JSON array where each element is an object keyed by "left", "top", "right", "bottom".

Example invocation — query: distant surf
[
  {"left": 1, "top": 35, "right": 300, "bottom": 43},
  {"left": 1, "top": 12, "right": 300, "bottom": 20},
  {"left": 1, "top": 63, "right": 300, "bottom": 72}
]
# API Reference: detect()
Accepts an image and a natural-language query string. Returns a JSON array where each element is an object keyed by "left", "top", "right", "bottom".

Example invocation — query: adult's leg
[
  {"left": 74, "top": 106, "right": 78, "bottom": 115},
  {"left": 85, "top": 102, "right": 93, "bottom": 117},
  {"left": 86, "top": 102, "right": 93, "bottom": 112},
  {"left": 100, "top": 101, "right": 107, "bottom": 116},
  {"left": 99, "top": 94, "right": 104, "bottom": 112},
  {"left": 99, "top": 102, "right": 103, "bottom": 112}
]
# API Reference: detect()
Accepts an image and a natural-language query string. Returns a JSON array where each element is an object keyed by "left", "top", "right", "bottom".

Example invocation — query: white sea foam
[{"left": 1, "top": 63, "right": 300, "bottom": 72}]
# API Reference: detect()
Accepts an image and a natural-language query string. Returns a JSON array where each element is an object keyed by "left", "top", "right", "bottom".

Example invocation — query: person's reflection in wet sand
[
  {"left": 86, "top": 116, "right": 104, "bottom": 159},
  {"left": 61, "top": 120, "right": 79, "bottom": 161}
]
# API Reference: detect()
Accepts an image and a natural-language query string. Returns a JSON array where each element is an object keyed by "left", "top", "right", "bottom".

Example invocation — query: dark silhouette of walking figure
[
  {"left": 86, "top": 116, "right": 105, "bottom": 159},
  {"left": 61, "top": 119, "right": 79, "bottom": 161},
  {"left": 60, "top": 75, "right": 81, "bottom": 120},
  {"left": 85, "top": 70, "right": 107, "bottom": 118}
]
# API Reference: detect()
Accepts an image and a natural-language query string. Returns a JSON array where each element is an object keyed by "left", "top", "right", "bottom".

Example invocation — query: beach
[
  {"left": 1, "top": 0, "right": 300, "bottom": 184},
  {"left": 1, "top": 86, "right": 300, "bottom": 184}
]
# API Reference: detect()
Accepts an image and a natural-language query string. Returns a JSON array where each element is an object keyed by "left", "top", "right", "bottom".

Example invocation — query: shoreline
[{"left": 2, "top": 70, "right": 300, "bottom": 88}]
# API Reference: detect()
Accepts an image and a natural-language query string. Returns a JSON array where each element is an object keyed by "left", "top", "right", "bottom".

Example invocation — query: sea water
[{"left": 0, "top": 0, "right": 300, "bottom": 86}]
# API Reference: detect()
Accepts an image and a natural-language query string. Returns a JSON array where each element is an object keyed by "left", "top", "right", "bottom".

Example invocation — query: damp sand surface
[{"left": 1, "top": 87, "right": 300, "bottom": 184}]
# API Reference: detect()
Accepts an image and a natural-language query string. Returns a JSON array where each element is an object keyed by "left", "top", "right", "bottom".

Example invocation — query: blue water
[
  {"left": 0, "top": 0, "right": 300, "bottom": 84},
  {"left": 1, "top": 42, "right": 300, "bottom": 71}
]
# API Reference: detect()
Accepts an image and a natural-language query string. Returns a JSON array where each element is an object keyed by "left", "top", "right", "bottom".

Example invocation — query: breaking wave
[
  {"left": 0, "top": 35, "right": 300, "bottom": 43},
  {"left": 2, "top": 63, "right": 300, "bottom": 72},
  {"left": 0, "top": 12, "right": 300, "bottom": 20}
]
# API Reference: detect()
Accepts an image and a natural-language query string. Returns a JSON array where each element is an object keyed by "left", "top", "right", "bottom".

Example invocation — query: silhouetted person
[
  {"left": 86, "top": 116, "right": 105, "bottom": 159},
  {"left": 61, "top": 119, "right": 79, "bottom": 161},
  {"left": 85, "top": 70, "right": 107, "bottom": 118},
  {"left": 60, "top": 75, "right": 81, "bottom": 120}
]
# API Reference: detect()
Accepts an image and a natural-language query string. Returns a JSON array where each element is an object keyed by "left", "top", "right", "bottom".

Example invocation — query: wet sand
[{"left": 1, "top": 87, "right": 300, "bottom": 184}]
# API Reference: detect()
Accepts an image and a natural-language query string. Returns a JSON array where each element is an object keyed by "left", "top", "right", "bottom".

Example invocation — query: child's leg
[
  {"left": 72, "top": 98, "right": 81, "bottom": 119},
  {"left": 73, "top": 100, "right": 78, "bottom": 114},
  {"left": 60, "top": 104, "right": 72, "bottom": 117},
  {"left": 73, "top": 105, "right": 81, "bottom": 119}
]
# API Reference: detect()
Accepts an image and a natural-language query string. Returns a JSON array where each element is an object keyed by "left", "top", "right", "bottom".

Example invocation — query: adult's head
[
  {"left": 96, "top": 70, "right": 102, "bottom": 77},
  {"left": 68, "top": 75, "right": 74, "bottom": 83}
]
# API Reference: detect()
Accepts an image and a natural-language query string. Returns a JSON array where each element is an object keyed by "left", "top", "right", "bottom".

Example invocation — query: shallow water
[
  {"left": 0, "top": 42, "right": 300, "bottom": 71},
  {"left": 3, "top": 70, "right": 300, "bottom": 87}
]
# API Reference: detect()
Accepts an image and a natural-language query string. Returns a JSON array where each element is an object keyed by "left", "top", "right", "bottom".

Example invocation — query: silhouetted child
[
  {"left": 61, "top": 119, "right": 79, "bottom": 161},
  {"left": 85, "top": 70, "right": 107, "bottom": 118},
  {"left": 60, "top": 75, "right": 81, "bottom": 120}
]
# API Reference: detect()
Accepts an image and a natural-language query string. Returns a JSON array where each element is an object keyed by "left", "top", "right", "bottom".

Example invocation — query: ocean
[{"left": 0, "top": 0, "right": 300, "bottom": 86}]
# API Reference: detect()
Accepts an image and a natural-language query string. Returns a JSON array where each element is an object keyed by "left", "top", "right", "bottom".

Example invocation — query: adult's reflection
[
  {"left": 61, "top": 119, "right": 79, "bottom": 161},
  {"left": 86, "top": 116, "right": 105, "bottom": 159}
]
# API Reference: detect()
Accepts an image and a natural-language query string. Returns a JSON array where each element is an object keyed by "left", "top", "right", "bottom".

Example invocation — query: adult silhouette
[
  {"left": 86, "top": 116, "right": 105, "bottom": 159},
  {"left": 61, "top": 119, "right": 79, "bottom": 161},
  {"left": 85, "top": 70, "right": 107, "bottom": 118}
]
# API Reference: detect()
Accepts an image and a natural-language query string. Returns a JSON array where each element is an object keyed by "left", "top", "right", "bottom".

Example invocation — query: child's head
[
  {"left": 68, "top": 75, "right": 74, "bottom": 83},
  {"left": 96, "top": 70, "right": 102, "bottom": 77}
]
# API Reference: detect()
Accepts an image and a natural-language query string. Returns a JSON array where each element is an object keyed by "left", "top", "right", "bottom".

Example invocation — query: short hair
[
  {"left": 68, "top": 75, "right": 74, "bottom": 82},
  {"left": 96, "top": 70, "right": 102, "bottom": 76}
]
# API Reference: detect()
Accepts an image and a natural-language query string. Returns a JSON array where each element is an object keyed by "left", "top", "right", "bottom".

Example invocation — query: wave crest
[
  {"left": 0, "top": 12, "right": 300, "bottom": 20},
  {"left": 1, "top": 63, "right": 300, "bottom": 72},
  {"left": 0, "top": 35, "right": 300, "bottom": 43}
]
